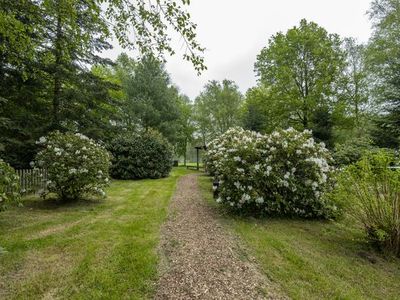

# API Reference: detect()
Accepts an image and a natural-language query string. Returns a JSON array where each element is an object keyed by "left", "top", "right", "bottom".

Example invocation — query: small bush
[
  {"left": 336, "top": 150, "right": 400, "bottom": 257},
  {"left": 205, "top": 127, "right": 337, "bottom": 218},
  {"left": 333, "top": 137, "right": 375, "bottom": 166},
  {"left": 0, "top": 159, "right": 20, "bottom": 210},
  {"left": 109, "top": 130, "right": 173, "bottom": 179},
  {"left": 34, "top": 132, "right": 111, "bottom": 201}
]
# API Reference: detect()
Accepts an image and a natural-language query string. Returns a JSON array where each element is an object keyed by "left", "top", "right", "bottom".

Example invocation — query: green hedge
[{"left": 109, "top": 131, "right": 173, "bottom": 179}]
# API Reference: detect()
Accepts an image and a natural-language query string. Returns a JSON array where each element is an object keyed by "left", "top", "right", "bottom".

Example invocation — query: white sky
[{"left": 103, "top": 0, "right": 373, "bottom": 100}]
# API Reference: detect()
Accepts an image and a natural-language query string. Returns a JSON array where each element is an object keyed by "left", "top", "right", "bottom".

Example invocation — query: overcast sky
[{"left": 104, "top": 0, "right": 373, "bottom": 100}]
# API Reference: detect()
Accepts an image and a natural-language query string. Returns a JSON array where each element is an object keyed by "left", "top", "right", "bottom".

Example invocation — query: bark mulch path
[{"left": 155, "top": 174, "right": 286, "bottom": 300}]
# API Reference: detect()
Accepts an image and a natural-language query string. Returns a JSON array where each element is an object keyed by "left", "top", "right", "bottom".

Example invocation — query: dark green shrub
[
  {"left": 333, "top": 137, "right": 375, "bottom": 167},
  {"left": 109, "top": 130, "right": 173, "bottom": 179},
  {"left": 335, "top": 150, "right": 400, "bottom": 257}
]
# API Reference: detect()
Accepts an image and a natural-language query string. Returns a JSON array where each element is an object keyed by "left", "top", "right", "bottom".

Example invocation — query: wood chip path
[{"left": 155, "top": 174, "right": 286, "bottom": 299}]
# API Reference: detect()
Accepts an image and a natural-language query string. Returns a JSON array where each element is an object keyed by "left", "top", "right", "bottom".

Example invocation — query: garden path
[{"left": 155, "top": 174, "right": 285, "bottom": 299}]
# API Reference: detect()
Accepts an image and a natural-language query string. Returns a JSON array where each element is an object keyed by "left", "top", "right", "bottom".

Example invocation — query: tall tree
[
  {"left": 0, "top": 0, "right": 50, "bottom": 167},
  {"left": 254, "top": 19, "right": 346, "bottom": 130},
  {"left": 194, "top": 80, "right": 243, "bottom": 143},
  {"left": 0, "top": 0, "right": 205, "bottom": 167},
  {"left": 175, "top": 95, "right": 195, "bottom": 165},
  {"left": 121, "top": 55, "right": 181, "bottom": 141},
  {"left": 241, "top": 86, "right": 278, "bottom": 133},
  {"left": 343, "top": 39, "right": 369, "bottom": 128},
  {"left": 40, "top": 0, "right": 112, "bottom": 129},
  {"left": 367, "top": 0, "right": 400, "bottom": 147}
]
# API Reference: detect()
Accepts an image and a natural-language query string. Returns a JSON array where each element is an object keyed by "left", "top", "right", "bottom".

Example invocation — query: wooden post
[{"left": 196, "top": 147, "right": 199, "bottom": 171}]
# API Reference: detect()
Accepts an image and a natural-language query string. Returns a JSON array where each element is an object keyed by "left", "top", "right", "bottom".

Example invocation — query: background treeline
[
  {"left": 194, "top": 0, "right": 400, "bottom": 167},
  {"left": 1, "top": 0, "right": 400, "bottom": 169},
  {"left": 0, "top": 0, "right": 205, "bottom": 168}
]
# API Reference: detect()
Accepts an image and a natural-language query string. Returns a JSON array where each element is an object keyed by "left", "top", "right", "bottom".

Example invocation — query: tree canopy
[
  {"left": 367, "top": 0, "right": 400, "bottom": 147},
  {"left": 0, "top": 0, "right": 205, "bottom": 167},
  {"left": 254, "top": 19, "right": 345, "bottom": 130},
  {"left": 194, "top": 80, "right": 243, "bottom": 144}
]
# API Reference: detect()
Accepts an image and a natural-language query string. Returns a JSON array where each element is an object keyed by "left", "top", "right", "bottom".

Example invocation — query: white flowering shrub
[
  {"left": 0, "top": 159, "right": 20, "bottom": 211},
  {"left": 205, "top": 127, "right": 337, "bottom": 218},
  {"left": 34, "top": 132, "right": 111, "bottom": 201},
  {"left": 204, "top": 135, "right": 224, "bottom": 176},
  {"left": 205, "top": 128, "right": 262, "bottom": 176}
]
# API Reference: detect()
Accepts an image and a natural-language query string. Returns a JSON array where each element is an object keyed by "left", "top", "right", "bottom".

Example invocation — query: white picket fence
[{"left": 16, "top": 168, "right": 48, "bottom": 194}]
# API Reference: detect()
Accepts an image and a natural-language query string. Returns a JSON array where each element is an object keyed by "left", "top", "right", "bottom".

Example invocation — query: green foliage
[
  {"left": 109, "top": 130, "right": 173, "bottom": 180},
  {"left": 311, "top": 107, "right": 334, "bottom": 149},
  {"left": 0, "top": 0, "right": 120, "bottom": 167},
  {"left": 34, "top": 132, "right": 111, "bottom": 201},
  {"left": 241, "top": 86, "right": 275, "bottom": 133},
  {"left": 120, "top": 55, "right": 182, "bottom": 142},
  {"left": 175, "top": 95, "right": 195, "bottom": 163},
  {"left": 104, "top": 0, "right": 206, "bottom": 73},
  {"left": 340, "top": 38, "right": 370, "bottom": 130},
  {"left": 198, "top": 175, "right": 400, "bottom": 299},
  {"left": 333, "top": 137, "right": 375, "bottom": 166},
  {"left": 335, "top": 150, "right": 400, "bottom": 256},
  {"left": 255, "top": 19, "right": 345, "bottom": 130},
  {"left": 367, "top": 0, "right": 400, "bottom": 147},
  {"left": 0, "top": 0, "right": 204, "bottom": 168},
  {"left": 249, "top": 19, "right": 374, "bottom": 150},
  {"left": 0, "top": 159, "right": 20, "bottom": 211},
  {"left": 0, "top": 1, "right": 38, "bottom": 71},
  {"left": 194, "top": 80, "right": 243, "bottom": 144},
  {"left": 0, "top": 168, "right": 194, "bottom": 298},
  {"left": 206, "top": 127, "right": 337, "bottom": 218}
]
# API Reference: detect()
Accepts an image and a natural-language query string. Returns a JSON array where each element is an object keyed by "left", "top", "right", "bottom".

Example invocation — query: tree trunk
[
  {"left": 52, "top": 5, "right": 63, "bottom": 129},
  {"left": 302, "top": 97, "right": 309, "bottom": 128}
]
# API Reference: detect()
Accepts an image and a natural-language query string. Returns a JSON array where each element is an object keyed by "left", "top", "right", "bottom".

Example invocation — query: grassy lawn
[
  {"left": 198, "top": 175, "right": 400, "bottom": 300},
  {"left": 179, "top": 162, "right": 204, "bottom": 168},
  {"left": 0, "top": 167, "right": 194, "bottom": 299}
]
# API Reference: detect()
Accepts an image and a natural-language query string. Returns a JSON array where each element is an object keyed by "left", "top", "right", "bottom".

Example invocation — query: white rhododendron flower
[
  {"left": 255, "top": 197, "right": 264, "bottom": 204},
  {"left": 35, "top": 131, "right": 111, "bottom": 201},
  {"left": 204, "top": 127, "right": 337, "bottom": 218}
]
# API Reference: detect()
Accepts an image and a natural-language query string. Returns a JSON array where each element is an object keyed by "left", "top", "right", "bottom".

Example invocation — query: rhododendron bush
[
  {"left": 34, "top": 132, "right": 111, "bottom": 201},
  {"left": 205, "top": 127, "right": 337, "bottom": 218},
  {"left": 108, "top": 130, "right": 173, "bottom": 180}
]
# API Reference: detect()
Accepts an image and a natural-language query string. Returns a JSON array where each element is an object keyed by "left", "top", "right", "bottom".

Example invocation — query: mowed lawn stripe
[
  {"left": 0, "top": 167, "right": 194, "bottom": 299},
  {"left": 198, "top": 175, "right": 400, "bottom": 300}
]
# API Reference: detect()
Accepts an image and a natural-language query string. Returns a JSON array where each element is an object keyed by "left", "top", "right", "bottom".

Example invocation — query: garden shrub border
[
  {"left": 108, "top": 130, "right": 173, "bottom": 180},
  {"left": 205, "top": 127, "right": 337, "bottom": 219}
]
